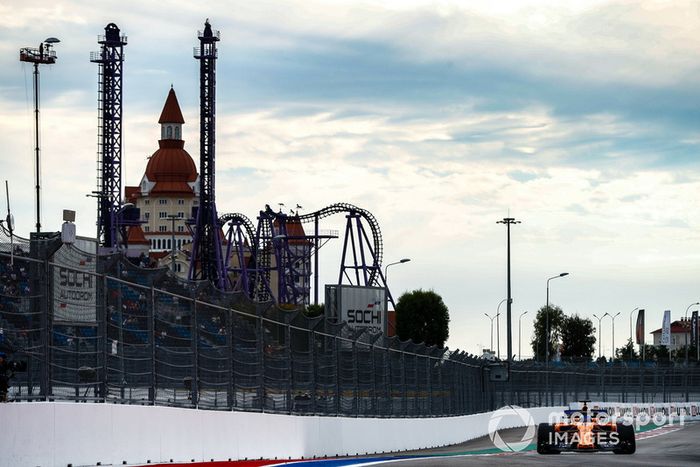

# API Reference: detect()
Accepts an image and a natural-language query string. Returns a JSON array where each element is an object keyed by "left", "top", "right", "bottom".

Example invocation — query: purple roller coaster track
[{"left": 219, "top": 203, "right": 396, "bottom": 308}]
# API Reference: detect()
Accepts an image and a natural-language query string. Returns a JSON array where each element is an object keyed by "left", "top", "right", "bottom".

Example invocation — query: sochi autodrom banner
[
  {"left": 692, "top": 311, "right": 698, "bottom": 349},
  {"left": 635, "top": 309, "right": 645, "bottom": 345},
  {"left": 52, "top": 244, "right": 97, "bottom": 323},
  {"left": 660, "top": 309, "right": 671, "bottom": 346}
]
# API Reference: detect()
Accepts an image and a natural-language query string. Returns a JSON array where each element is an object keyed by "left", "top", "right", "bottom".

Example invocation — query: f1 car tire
[
  {"left": 613, "top": 423, "right": 636, "bottom": 454},
  {"left": 536, "top": 423, "right": 560, "bottom": 454}
]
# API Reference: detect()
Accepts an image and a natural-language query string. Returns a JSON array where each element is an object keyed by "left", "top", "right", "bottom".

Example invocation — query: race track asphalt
[{"left": 377, "top": 421, "right": 700, "bottom": 466}]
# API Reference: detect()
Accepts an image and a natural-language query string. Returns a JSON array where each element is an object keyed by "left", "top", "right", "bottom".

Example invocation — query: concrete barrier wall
[
  {"left": 5, "top": 401, "right": 699, "bottom": 467},
  {"left": 0, "top": 402, "right": 560, "bottom": 467}
]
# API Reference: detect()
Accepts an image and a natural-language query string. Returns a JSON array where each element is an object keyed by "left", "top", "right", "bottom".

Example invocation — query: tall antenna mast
[
  {"left": 189, "top": 19, "right": 227, "bottom": 288},
  {"left": 91, "top": 23, "right": 127, "bottom": 250}
]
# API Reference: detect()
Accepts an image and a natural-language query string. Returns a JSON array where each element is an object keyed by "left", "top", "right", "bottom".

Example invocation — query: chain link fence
[{"left": 1, "top": 234, "right": 700, "bottom": 416}]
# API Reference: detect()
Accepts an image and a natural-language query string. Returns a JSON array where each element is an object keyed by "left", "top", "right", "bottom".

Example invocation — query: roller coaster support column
[{"left": 314, "top": 212, "right": 319, "bottom": 305}]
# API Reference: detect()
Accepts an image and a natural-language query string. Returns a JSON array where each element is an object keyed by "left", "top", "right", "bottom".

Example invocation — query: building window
[
  {"left": 144, "top": 212, "right": 150, "bottom": 220},
  {"left": 159, "top": 199, "right": 167, "bottom": 205},
  {"left": 144, "top": 226, "right": 150, "bottom": 232},
  {"left": 167, "top": 126, "right": 173, "bottom": 138},
  {"left": 144, "top": 199, "right": 150, "bottom": 205},
  {"left": 177, "top": 212, "right": 185, "bottom": 218},
  {"left": 159, "top": 212, "right": 167, "bottom": 219},
  {"left": 167, "top": 239, "right": 172, "bottom": 250},
  {"left": 174, "top": 126, "right": 180, "bottom": 139},
  {"left": 177, "top": 226, "right": 184, "bottom": 233},
  {"left": 178, "top": 199, "right": 185, "bottom": 205},
  {"left": 156, "top": 239, "right": 161, "bottom": 249},
  {"left": 159, "top": 225, "right": 167, "bottom": 232}
]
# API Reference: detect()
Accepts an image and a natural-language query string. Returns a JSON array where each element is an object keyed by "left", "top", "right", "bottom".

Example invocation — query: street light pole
[
  {"left": 497, "top": 217, "right": 520, "bottom": 367},
  {"left": 384, "top": 258, "right": 410, "bottom": 311},
  {"left": 545, "top": 272, "right": 568, "bottom": 406},
  {"left": 593, "top": 313, "right": 609, "bottom": 359},
  {"left": 545, "top": 273, "right": 569, "bottom": 362},
  {"left": 496, "top": 298, "right": 507, "bottom": 360},
  {"left": 685, "top": 302, "right": 699, "bottom": 365},
  {"left": 485, "top": 312, "right": 500, "bottom": 354},
  {"left": 384, "top": 258, "right": 411, "bottom": 284},
  {"left": 19, "top": 37, "right": 60, "bottom": 233},
  {"left": 610, "top": 312, "right": 621, "bottom": 361},
  {"left": 629, "top": 307, "right": 640, "bottom": 348},
  {"left": 519, "top": 310, "right": 528, "bottom": 361}
]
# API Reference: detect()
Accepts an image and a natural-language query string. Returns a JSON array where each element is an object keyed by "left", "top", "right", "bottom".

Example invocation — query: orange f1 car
[{"left": 537, "top": 401, "right": 635, "bottom": 455}]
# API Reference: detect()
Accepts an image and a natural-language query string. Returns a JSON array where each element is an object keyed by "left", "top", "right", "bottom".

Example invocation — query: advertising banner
[
  {"left": 52, "top": 244, "right": 97, "bottom": 323},
  {"left": 691, "top": 310, "right": 698, "bottom": 349},
  {"left": 660, "top": 310, "right": 671, "bottom": 346},
  {"left": 635, "top": 309, "right": 645, "bottom": 345},
  {"left": 326, "top": 284, "right": 387, "bottom": 333}
]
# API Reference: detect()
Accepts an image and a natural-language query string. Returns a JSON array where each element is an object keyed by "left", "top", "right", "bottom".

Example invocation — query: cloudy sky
[{"left": 1, "top": 0, "right": 699, "bottom": 356}]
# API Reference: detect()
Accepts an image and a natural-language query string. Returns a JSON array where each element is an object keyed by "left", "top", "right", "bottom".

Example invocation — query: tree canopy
[
  {"left": 530, "top": 304, "right": 565, "bottom": 360},
  {"left": 560, "top": 314, "right": 596, "bottom": 361},
  {"left": 395, "top": 289, "right": 450, "bottom": 348}
]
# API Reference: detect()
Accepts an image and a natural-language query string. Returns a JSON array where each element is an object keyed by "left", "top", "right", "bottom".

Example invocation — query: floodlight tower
[
  {"left": 19, "top": 37, "right": 60, "bottom": 233},
  {"left": 91, "top": 23, "right": 127, "bottom": 249},
  {"left": 189, "top": 20, "right": 227, "bottom": 289}
]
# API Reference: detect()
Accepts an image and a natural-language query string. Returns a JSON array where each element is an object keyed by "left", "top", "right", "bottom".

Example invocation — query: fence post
[
  {"left": 426, "top": 356, "right": 432, "bottom": 416},
  {"left": 386, "top": 347, "right": 393, "bottom": 416},
  {"left": 258, "top": 314, "right": 265, "bottom": 412},
  {"left": 286, "top": 323, "right": 292, "bottom": 414},
  {"left": 335, "top": 335, "right": 341, "bottom": 415},
  {"left": 149, "top": 286, "right": 156, "bottom": 405},
  {"left": 192, "top": 298, "right": 199, "bottom": 408},
  {"left": 402, "top": 352, "right": 408, "bottom": 416},
  {"left": 227, "top": 310, "right": 234, "bottom": 410},
  {"left": 310, "top": 330, "right": 316, "bottom": 414},
  {"left": 42, "top": 259, "right": 51, "bottom": 400},
  {"left": 353, "top": 341, "right": 359, "bottom": 416},
  {"left": 371, "top": 344, "right": 377, "bottom": 416},
  {"left": 101, "top": 275, "right": 108, "bottom": 401}
]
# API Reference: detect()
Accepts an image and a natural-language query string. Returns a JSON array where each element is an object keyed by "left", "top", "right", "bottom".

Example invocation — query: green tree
[
  {"left": 530, "top": 304, "right": 565, "bottom": 361},
  {"left": 560, "top": 314, "right": 596, "bottom": 361},
  {"left": 395, "top": 289, "right": 450, "bottom": 347},
  {"left": 616, "top": 339, "right": 639, "bottom": 361}
]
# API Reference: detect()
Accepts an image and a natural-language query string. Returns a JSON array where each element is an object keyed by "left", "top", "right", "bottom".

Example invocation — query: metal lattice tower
[
  {"left": 189, "top": 20, "right": 227, "bottom": 289},
  {"left": 91, "top": 23, "right": 127, "bottom": 249}
]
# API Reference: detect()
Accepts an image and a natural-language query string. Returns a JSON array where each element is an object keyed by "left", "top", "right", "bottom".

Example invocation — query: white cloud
[{"left": 1, "top": 0, "right": 698, "bottom": 354}]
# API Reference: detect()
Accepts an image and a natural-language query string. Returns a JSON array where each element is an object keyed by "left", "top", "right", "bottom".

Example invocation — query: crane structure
[
  {"left": 91, "top": 23, "right": 128, "bottom": 250},
  {"left": 189, "top": 20, "right": 228, "bottom": 289}
]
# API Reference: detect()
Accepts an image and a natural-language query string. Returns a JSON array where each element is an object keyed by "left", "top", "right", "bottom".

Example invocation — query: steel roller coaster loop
[{"left": 219, "top": 203, "right": 391, "bottom": 307}]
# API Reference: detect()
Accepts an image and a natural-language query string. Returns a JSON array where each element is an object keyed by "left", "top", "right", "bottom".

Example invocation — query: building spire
[{"left": 158, "top": 87, "right": 185, "bottom": 124}]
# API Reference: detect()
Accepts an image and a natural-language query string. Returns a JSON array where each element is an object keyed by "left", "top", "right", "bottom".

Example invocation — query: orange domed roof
[{"left": 146, "top": 139, "right": 197, "bottom": 183}]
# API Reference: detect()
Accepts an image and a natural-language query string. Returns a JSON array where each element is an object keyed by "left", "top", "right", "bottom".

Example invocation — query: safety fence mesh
[{"left": 2, "top": 234, "right": 700, "bottom": 416}]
